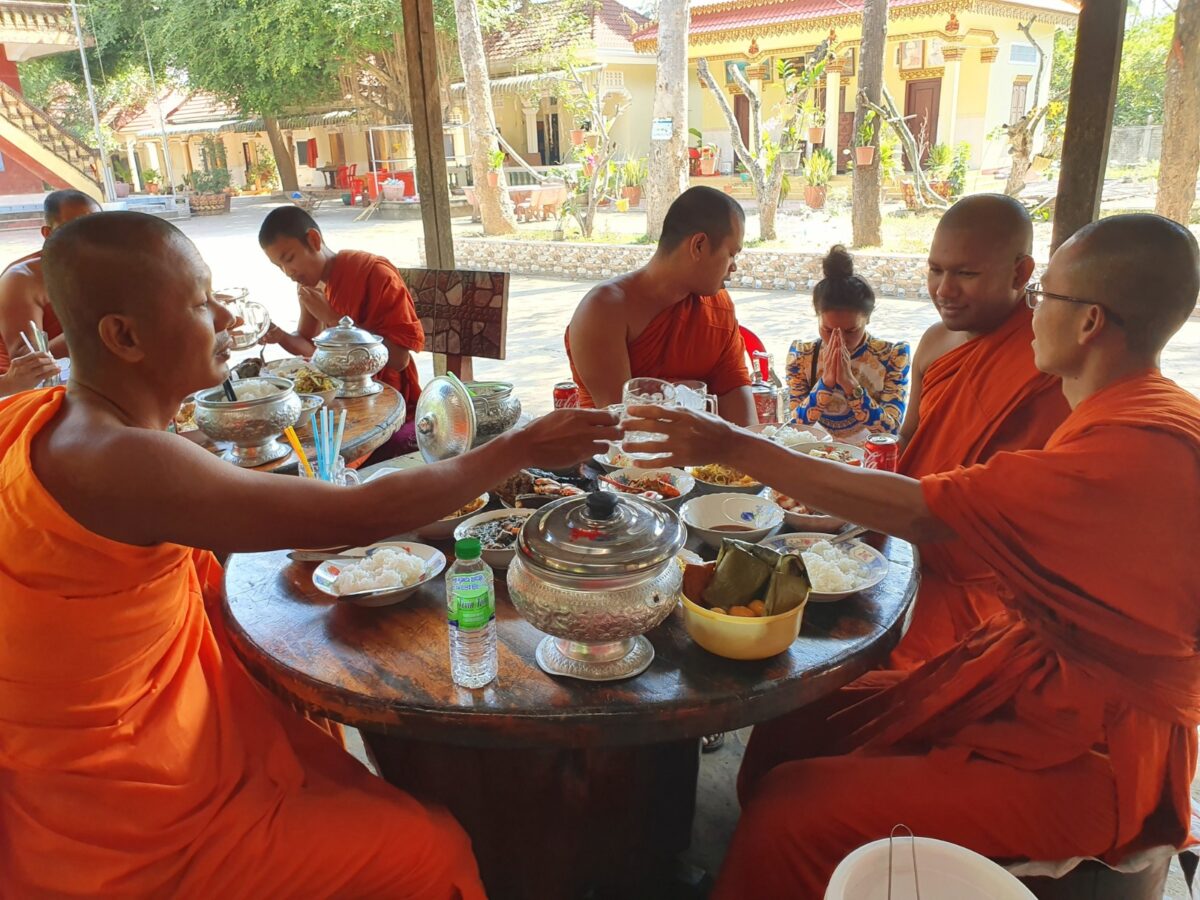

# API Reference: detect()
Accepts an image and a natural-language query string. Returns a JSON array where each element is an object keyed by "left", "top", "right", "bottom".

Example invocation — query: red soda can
[
  {"left": 553, "top": 381, "right": 579, "bottom": 409},
  {"left": 864, "top": 434, "right": 900, "bottom": 472}
]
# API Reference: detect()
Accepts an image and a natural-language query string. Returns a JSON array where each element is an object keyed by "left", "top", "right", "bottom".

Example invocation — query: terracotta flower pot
[
  {"left": 807, "top": 127, "right": 825, "bottom": 144},
  {"left": 570, "top": 129, "right": 585, "bottom": 147},
  {"left": 855, "top": 146, "right": 876, "bottom": 166},
  {"left": 621, "top": 185, "right": 642, "bottom": 207},
  {"left": 585, "top": 133, "right": 599, "bottom": 149},
  {"left": 147, "top": 183, "right": 160, "bottom": 195},
  {"left": 803, "top": 185, "right": 827, "bottom": 210},
  {"left": 487, "top": 171, "right": 499, "bottom": 187},
  {"left": 699, "top": 156, "right": 717, "bottom": 176}
]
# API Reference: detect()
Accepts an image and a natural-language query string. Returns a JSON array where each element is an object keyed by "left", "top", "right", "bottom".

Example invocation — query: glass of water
[
  {"left": 671, "top": 380, "right": 719, "bottom": 415},
  {"left": 620, "top": 377, "right": 677, "bottom": 460}
]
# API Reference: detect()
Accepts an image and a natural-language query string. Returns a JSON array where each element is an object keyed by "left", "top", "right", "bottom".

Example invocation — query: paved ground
[{"left": 5, "top": 199, "right": 1197, "bottom": 895}]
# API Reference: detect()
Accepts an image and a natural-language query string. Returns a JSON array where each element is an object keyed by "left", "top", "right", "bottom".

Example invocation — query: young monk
[
  {"left": 623, "top": 213, "right": 1200, "bottom": 897},
  {"left": 257, "top": 205, "right": 425, "bottom": 446},
  {"left": 565, "top": 185, "right": 757, "bottom": 425},
  {"left": 0, "top": 211, "right": 620, "bottom": 896},
  {"left": 889, "top": 194, "right": 1070, "bottom": 668},
  {"left": 0, "top": 189, "right": 100, "bottom": 371}
]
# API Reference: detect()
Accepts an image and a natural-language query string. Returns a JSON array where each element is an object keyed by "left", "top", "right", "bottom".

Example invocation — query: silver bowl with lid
[
  {"left": 194, "top": 376, "right": 302, "bottom": 467},
  {"left": 312, "top": 316, "right": 388, "bottom": 398},
  {"left": 507, "top": 491, "right": 686, "bottom": 681},
  {"left": 465, "top": 381, "right": 522, "bottom": 444}
]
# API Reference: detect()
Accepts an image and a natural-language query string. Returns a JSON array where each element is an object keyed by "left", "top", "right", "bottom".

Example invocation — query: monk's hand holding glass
[
  {"left": 622, "top": 405, "right": 736, "bottom": 469},
  {"left": 516, "top": 407, "right": 623, "bottom": 470}
]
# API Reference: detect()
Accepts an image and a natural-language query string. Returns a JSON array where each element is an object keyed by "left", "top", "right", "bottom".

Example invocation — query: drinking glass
[
  {"left": 671, "top": 379, "right": 719, "bottom": 415},
  {"left": 216, "top": 287, "right": 271, "bottom": 350},
  {"left": 620, "top": 377, "right": 677, "bottom": 460},
  {"left": 300, "top": 454, "right": 361, "bottom": 486}
]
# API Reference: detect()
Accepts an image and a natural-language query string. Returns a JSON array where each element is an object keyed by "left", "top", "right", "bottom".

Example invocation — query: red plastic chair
[
  {"left": 335, "top": 165, "right": 350, "bottom": 189},
  {"left": 349, "top": 177, "right": 366, "bottom": 206},
  {"left": 740, "top": 325, "right": 769, "bottom": 380}
]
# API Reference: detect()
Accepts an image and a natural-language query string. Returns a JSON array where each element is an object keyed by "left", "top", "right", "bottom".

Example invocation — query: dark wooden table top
[
  {"left": 222, "top": 532, "right": 918, "bottom": 750},
  {"left": 187, "top": 385, "right": 404, "bottom": 474}
]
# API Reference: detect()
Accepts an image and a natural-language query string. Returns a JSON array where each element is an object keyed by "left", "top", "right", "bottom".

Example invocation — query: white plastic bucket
[{"left": 825, "top": 836, "right": 1036, "bottom": 900}]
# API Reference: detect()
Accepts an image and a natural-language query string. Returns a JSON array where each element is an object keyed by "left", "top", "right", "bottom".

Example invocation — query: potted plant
[
  {"left": 699, "top": 144, "right": 719, "bottom": 176},
  {"left": 570, "top": 127, "right": 585, "bottom": 147},
  {"left": 926, "top": 143, "right": 953, "bottom": 198},
  {"left": 777, "top": 123, "right": 803, "bottom": 173},
  {"left": 142, "top": 168, "right": 161, "bottom": 194},
  {"left": 804, "top": 103, "right": 826, "bottom": 145},
  {"left": 621, "top": 157, "right": 647, "bottom": 207},
  {"left": 487, "top": 148, "right": 505, "bottom": 187},
  {"left": 112, "top": 159, "right": 132, "bottom": 198},
  {"left": 803, "top": 148, "right": 833, "bottom": 209},
  {"left": 855, "top": 111, "right": 877, "bottom": 167},
  {"left": 188, "top": 167, "right": 232, "bottom": 215}
]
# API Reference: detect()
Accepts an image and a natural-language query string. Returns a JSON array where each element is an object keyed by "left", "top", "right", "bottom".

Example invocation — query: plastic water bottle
[{"left": 446, "top": 538, "right": 497, "bottom": 688}]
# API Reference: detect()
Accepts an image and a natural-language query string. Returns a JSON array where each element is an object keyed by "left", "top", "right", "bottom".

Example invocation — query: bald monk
[
  {"left": 623, "top": 213, "right": 1200, "bottom": 896},
  {"left": 0, "top": 211, "right": 620, "bottom": 896},
  {"left": 0, "top": 189, "right": 100, "bottom": 373},
  {"left": 257, "top": 205, "right": 424, "bottom": 437},
  {"left": 889, "top": 194, "right": 1070, "bottom": 668},
  {"left": 565, "top": 186, "right": 757, "bottom": 425}
]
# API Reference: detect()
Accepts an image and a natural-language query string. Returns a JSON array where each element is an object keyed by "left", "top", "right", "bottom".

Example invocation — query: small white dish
[
  {"left": 597, "top": 466, "right": 695, "bottom": 510},
  {"left": 761, "top": 487, "right": 847, "bottom": 533},
  {"left": 747, "top": 421, "right": 833, "bottom": 446},
  {"left": 757, "top": 532, "right": 888, "bottom": 601},
  {"left": 312, "top": 541, "right": 446, "bottom": 607},
  {"left": 680, "top": 492, "right": 784, "bottom": 551},
  {"left": 791, "top": 440, "right": 867, "bottom": 467},
  {"left": 454, "top": 507, "right": 535, "bottom": 569}
]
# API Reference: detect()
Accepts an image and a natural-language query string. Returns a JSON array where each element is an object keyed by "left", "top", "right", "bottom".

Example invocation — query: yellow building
[
  {"left": 635, "top": 0, "right": 1078, "bottom": 174},
  {"left": 451, "top": 0, "right": 656, "bottom": 169}
]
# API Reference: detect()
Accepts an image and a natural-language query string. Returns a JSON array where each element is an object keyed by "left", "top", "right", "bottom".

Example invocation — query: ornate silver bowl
[
  {"left": 312, "top": 317, "right": 388, "bottom": 398},
  {"left": 194, "top": 376, "right": 302, "bottom": 467},
  {"left": 506, "top": 493, "right": 686, "bottom": 681},
  {"left": 466, "top": 381, "right": 522, "bottom": 444}
]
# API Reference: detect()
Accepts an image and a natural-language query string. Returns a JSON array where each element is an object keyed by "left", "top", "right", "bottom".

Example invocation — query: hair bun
[{"left": 822, "top": 244, "right": 855, "bottom": 280}]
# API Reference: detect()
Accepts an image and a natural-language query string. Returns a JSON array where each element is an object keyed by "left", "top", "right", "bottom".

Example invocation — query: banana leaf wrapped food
[{"left": 691, "top": 539, "right": 811, "bottom": 618}]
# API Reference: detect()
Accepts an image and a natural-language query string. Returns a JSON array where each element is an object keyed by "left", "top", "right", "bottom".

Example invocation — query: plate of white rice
[
  {"left": 312, "top": 542, "right": 446, "bottom": 607},
  {"left": 757, "top": 533, "right": 889, "bottom": 601}
]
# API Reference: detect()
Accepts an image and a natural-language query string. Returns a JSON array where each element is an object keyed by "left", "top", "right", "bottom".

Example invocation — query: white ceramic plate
[
  {"left": 757, "top": 532, "right": 888, "bottom": 601},
  {"left": 454, "top": 507, "right": 535, "bottom": 569},
  {"left": 791, "top": 441, "right": 867, "bottom": 467},
  {"left": 761, "top": 487, "right": 847, "bottom": 533},
  {"left": 312, "top": 541, "right": 446, "bottom": 607},
  {"left": 596, "top": 466, "right": 695, "bottom": 509}
]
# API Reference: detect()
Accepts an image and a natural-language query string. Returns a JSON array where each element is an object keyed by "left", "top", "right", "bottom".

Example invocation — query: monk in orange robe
[
  {"left": 257, "top": 205, "right": 425, "bottom": 424},
  {"left": 565, "top": 186, "right": 756, "bottom": 425},
  {"left": 0, "top": 190, "right": 99, "bottom": 394},
  {"left": 624, "top": 213, "right": 1200, "bottom": 897},
  {"left": 0, "top": 211, "right": 620, "bottom": 896},
  {"left": 889, "top": 195, "right": 1070, "bottom": 668}
]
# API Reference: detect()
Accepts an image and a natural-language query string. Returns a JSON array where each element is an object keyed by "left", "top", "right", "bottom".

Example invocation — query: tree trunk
[
  {"left": 264, "top": 116, "right": 299, "bottom": 194},
  {"left": 645, "top": 0, "right": 690, "bottom": 241},
  {"left": 1157, "top": 0, "right": 1200, "bottom": 224},
  {"left": 454, "top": 0, "right": 517, "bottom": 234},
  {"left": 852, "top": 0, "right": 886, "bottom": 247},
  {"left": 1005, "top": 123, "right": 1035, "bottom": 196}
]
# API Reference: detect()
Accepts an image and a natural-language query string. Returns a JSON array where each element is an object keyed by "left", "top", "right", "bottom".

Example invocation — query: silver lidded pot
[
  {"left": 312, "top": 316, "right": 388, "bottom": 398},
  {"left": 465, "top": 381, "right": 522, "bottom": 444},
  {"left": 194, "top": 376, "right": 302, "bottom": 467},
  {"left": 507, "top": 491, "right": 686, "bottom": 681}
]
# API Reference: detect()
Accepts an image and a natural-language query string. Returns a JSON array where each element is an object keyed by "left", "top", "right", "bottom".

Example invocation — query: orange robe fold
[
  {"left": 0, "top": 389, "right": 484, "bottom": 898},
  {"left": 0, "top": 253, "right": 62, "bottom": 375},
  {"left": 565, "top": 290, "right": 752, "bottom": 407},
  {"left": 892, "top": 304, "right": 1069, "bottom": 668},
  {"left": 325, "top": 249, "right": 425, "bottom": 416},
  {"left": 719, "top": 372, "right": 1200, "bottom": 897}
]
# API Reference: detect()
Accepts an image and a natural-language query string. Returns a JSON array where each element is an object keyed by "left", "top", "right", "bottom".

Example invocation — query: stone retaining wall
[{"left": 420, "top": 237, "right": 933, "bottom": 297}]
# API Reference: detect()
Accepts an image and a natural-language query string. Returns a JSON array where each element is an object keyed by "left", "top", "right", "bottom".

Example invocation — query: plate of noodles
[{"left": 688, "top": 463, "right": 762, "bottom": 495}]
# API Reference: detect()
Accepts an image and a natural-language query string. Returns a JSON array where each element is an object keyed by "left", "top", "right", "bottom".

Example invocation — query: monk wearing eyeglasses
[
  {"left": 623, "top": 213, "right": 1200, "bottom": 897},
  {"left": 0, "top": 212, "right": 621, "bottom": 897},
  {"left": 888, "top": 194, "right": 1070, "bottom": 669}
]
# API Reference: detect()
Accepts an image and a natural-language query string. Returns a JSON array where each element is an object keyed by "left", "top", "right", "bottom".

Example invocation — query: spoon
[
  {"left": 830, "top": 525, "right": 870, "bottom": 545},
  {"left": 288, "top": 547, "right": 365, "bottom": 562}
]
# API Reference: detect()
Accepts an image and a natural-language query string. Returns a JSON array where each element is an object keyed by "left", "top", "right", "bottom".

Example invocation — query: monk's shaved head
[
  {"left": 44, "top": 189, "right": 101, "bottom": 229},
  {"left": 259, "top": 205, "right": 320, "bottom": 247},
  {"left": 43, "top": 212, "right": 206, "bottom": 362},
  {"left": 1058, "top": 214, "right": 1199, "bottom": 356},
  {"left": 936, "top": 193, "right": 1033, "bottom": 258}
]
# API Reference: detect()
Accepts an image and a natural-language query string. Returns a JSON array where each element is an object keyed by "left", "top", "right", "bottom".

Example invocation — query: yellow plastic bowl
[{"left": 680, "top": 592, "right": 805, "bottom": 660}]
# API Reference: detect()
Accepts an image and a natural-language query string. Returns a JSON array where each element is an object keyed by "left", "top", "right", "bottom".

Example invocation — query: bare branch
[
  {"left": 858, "top": 87, "right": 949, "bottom": 209},
  {"left": 697, "top": 58, "right": 762, "bottom": 180},
  {"left": 1016, "top": 17, "right": 1048, "bottom": 110}
]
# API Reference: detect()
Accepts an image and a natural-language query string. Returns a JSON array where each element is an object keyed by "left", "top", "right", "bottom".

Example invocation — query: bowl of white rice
[
  {"left": 757, "top": 533, "right": 888, "bottom": 601},
  {"left": 748, "top": 422, "right": 833, "bottom": 446},
  {"left": 311, "top": 542, "right": 446, "bottom": 607}
]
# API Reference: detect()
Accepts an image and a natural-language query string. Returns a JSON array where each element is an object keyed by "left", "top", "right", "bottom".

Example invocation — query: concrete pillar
[
  {"left": 938, "top": 46, "right": 964, "bottom": 146},
  {"left": 126, "top": 139, "right": 141, "bottom": 191},
  {"left": 824, "top": 60, "right": 842, "bottom": 146},
  {"left": 521, "top": 102, "right": 539, "bottom": 157},
  {"left": 145, "top": 140, "right": 161, "bottom": 175}
]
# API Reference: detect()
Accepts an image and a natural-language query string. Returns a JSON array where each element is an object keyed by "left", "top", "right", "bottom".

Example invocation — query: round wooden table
[
  {"left": 187, "top": 385, "right": 405, "bottom": 474},
  {"left": 222, "top": 535, "right": 918, "bottom": 899}
]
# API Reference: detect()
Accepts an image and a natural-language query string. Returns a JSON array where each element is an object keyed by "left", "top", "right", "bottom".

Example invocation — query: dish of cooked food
[
  {"left": 233, "top": 358, "right": 263, "bottom": 379},
  {"left": 682, "top": 538, "right": 810, "bottom": 619},
  {"left": 330, "top": 547, "right": 428, "bottom": 595},
  {"left": 802, "top": 446, "right": 862, "bottom": 466},
  {"left": 690, "top": 463, "right": 760, "bottom": 487},
  {"left": 226, "top": 379, "right": 282, "bottom": 402},
  {"left": 495, "top": 469, "right": 587, "bottom": 506},
  {"left": 602, "top": 449, "right": 634, "bottom": 468},
  {"left": 462, "top": 514, "right": 526, "bottom": 550},
  {"left": 292, "top": 368, "right": 338, "bottom": 394},
  {"left": 443, "top": 496, "right": 487, "bottom": 521},
  {"left": 174, "top": 400, "right": 197, "bottom": 432},
  {"left": 600, "top": 472, "right": 682, "bottom": 499}
]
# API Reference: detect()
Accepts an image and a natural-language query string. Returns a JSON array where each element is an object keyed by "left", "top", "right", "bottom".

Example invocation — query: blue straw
[{"left": 309, "top": 413, "right": 322, "bottom": 479}]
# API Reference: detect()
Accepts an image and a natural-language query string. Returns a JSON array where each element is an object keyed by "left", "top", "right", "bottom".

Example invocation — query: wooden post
[
  {"left": 401, "top": 0, "right": 473, "bottom": 380},
  {"left": 1051, "top": 0, "right": 1126, "bottom": 253}
]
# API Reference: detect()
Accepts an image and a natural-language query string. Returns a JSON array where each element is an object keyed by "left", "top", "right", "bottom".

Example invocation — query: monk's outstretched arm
[
  {"left": 53, "top": 410, "right": 620, "bottom": 557},
  {"left": 623, "top": 405, "right": 955, "bottom": 545}
]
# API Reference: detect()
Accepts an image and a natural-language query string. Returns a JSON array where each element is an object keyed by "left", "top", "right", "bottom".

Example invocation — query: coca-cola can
[
  {"left": 553, "top": 381, "right": 580, "bottom": 409},
  {"left": 864, "top": 434, "right": 900, "bottom": 472}
]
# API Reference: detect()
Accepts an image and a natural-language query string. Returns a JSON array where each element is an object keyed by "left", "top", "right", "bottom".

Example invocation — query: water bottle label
[{"left": 448, "top": 572, "right": 494, "bottom": 631}]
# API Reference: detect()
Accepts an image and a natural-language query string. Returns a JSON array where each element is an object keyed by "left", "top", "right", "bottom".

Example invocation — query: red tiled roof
[{"left": 484, "top": 0, "right": 649, "bottom": 62}]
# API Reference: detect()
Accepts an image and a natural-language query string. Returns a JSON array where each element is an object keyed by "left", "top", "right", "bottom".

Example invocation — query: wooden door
[
  {"left": 330, "top": 133, "right": 347, "bottom": 167},
  {"left": 903, "top": 78, "right": 941, "bottom": 170},
  {"left": 734, "top": 94, "right": 750, "bottom": 156}
]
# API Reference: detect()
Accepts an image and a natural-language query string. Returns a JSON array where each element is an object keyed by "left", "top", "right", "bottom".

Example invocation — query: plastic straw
[
  {"left": 28, "top": 321, "right": 45, "bottom": 352},
  {"left": 332, "top": 409, "right": 346, "bottom": 464},
  {"left": 309, "top": 414, "right": 322, "bottom": 478},
  {"left": 222, "top": 379, "right": 237, "bottom": 401},
  {"left": 283, "top": 426, "right": 314, "bottom": 478},
  {"left": 18, "top": 332, "right": 36, "bottom": 356}
]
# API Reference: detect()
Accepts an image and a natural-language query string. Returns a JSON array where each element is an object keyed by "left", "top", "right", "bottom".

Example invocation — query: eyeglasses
[{"left": 1025, "top": 283, "right": 1125, "bottom": 326}]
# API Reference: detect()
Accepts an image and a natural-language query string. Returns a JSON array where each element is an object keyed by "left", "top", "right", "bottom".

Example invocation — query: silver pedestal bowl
[{"left": 194, "top": 376, "right": 303, "bottom": 467}]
